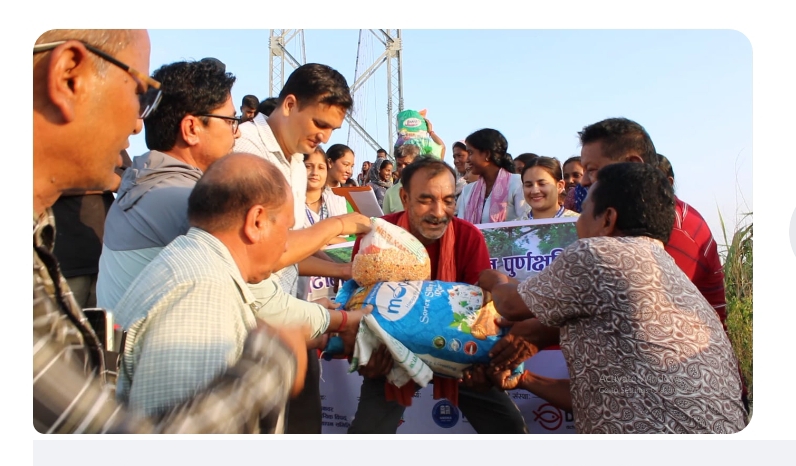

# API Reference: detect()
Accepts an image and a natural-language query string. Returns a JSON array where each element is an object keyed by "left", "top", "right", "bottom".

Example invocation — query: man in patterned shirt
[
  {"left": 577, "top": 118, "right": 728, "bottom": 327},
  {"left": 478, "top": 163, "right": 746, "bottom": 433},
  {"left": 33, "top": 29, "right": 307, "bottom": 434},
  {"left": 483, "top": 117, "right": 741, "bottom": 400}
]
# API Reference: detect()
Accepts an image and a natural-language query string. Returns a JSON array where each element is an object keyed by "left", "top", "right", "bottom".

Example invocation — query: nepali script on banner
[{"left": 315, "top": 217, "right": 579, "bottom": 434}]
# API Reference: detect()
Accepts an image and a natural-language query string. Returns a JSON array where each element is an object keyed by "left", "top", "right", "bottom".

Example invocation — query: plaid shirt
[
  {"left": 116, "top": 228, "right": 261, "bottom": 415},
  {"left": 33, "top": 211, "right": 297, "bottom": 434}
]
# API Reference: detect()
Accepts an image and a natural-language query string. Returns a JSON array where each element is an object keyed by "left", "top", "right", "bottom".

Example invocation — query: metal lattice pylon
[
  {"left": 346, "top": 29, "right": 404, "bottom": 160},
  {"left": 268, "top": 30, "right": 306, "bottom": 97}
]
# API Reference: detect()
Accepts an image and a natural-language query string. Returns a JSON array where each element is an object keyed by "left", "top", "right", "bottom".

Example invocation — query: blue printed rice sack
[{"left": 335, "top": 279, "right": 510, "bottom": 382}]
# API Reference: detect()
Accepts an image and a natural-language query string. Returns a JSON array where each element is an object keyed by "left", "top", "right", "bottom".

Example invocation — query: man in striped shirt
[{"left": 33, "top": 29, "right": 307, "bottom": 434}]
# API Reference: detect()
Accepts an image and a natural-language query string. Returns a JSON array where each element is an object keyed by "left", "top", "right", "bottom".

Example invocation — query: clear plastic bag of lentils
[{"left": 351, "top": 218, "right": 431, "bottom": 287}]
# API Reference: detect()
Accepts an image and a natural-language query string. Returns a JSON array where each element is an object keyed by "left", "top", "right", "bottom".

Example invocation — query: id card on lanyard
[{"left": 305, "top": 202, "right": 328, "bottom": 226}]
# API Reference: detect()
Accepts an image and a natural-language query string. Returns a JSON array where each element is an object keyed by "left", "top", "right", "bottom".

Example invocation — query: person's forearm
[
  {"left": 523, "top": 318, "right": 561, "bottom": 349},
  {"left": 273, "top": 220, "right": 344, "bottom": 270},
  {"left": 297, "top": 255, "right": 350, "bottom": 280},
  {"left": 112, "top": 326, "right": 298, "bottom": 434},
  {"left": 493, "top": 283, "right": 535, "bottom": 321},
  {"left": 429, "top": 130, "right": 446, "bottom": 160},
  {"left": 249, "top": 278, "right": 330, "bottom": 337},
  {"left": 519, "top": 372, "right": 572, "bottom": 412},
  {"left": 34, "top": 313, "right": 297, "bottom": 434}
]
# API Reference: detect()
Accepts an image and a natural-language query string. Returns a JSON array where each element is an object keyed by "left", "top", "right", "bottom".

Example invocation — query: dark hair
[
  {"left": 589, "top": 162, "right": 674, "bottom": 243},
  {"left": 303, "top": 146, "right": 326, "bottom": 161},
  {"left": 242, "top": 94, "right": 259, "bottom": 109},
  {"left": 278, "top": 63, "right": 353, "bottom": 111},
  {"left": 515, "top": 153, "right": 540, "bottom": 168},
  {"left": 144, "top": 59, "right": 236, "bottom": 151},
  {"left": 326, "top": 144, "right": 354, "bottom": 163},
  {"left": 377, "top": 148, "right": 388, "bottom": 155},
  {"left": 465, "top": 128, "right": 515, "bottom": 173},
  {"left": 563, "top": 156, "right": 582, "bottom": 168},
  {"left": 578, "top": 117, "right": 657, "bottom": 165},
  {"left": 452, "top": 141, "right": 467, "bottom": 151},
  {"left": 656, "top": 153, "right": 674, "bottom": 181},
  {"left": 401, "top": 156, "right": 457, "bottom": 192},
  {"left": 188, "top": 153, "right": 289, "bottom": 232},
  {"left": 257, "top": 97, "right": 279, "bottom": 117},
  {"left": 520, "top": 156, "right": 563, "bottom": 183}
]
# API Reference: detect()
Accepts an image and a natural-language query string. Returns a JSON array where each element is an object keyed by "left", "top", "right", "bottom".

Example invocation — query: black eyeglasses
[
  {"left": 195, "top": 114, "right": 241, "bottom": 133},
  {"left": 33, "top": 40, "right": 163, "bottom": 119}
]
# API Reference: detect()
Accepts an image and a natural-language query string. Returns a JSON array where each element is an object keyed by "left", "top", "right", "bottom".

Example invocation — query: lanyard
[{"left": 305, "top": 200, "right": 328, "bottom": 226}]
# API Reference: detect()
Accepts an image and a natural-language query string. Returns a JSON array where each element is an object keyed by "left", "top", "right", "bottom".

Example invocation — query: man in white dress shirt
[{"left": 234, "top": 62, "right": 371, "bottom": 433}]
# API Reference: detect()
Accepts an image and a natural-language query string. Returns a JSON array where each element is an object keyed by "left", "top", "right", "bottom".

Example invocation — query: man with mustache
[{"left": 346, "top": 156, "right": 528, "bottom": 434}]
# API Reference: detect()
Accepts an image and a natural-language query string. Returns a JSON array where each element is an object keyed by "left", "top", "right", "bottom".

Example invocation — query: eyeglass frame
[
  {"left": 194, "top": 114, "right": 241, "bottom": 133},
  {"left": 33, "top": 40, "right": 163, "bottom": 119}
]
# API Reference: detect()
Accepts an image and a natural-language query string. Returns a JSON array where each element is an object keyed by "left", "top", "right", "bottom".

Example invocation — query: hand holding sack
[{"left": 333, "top": 279, "right": 524, "bottom": 403}]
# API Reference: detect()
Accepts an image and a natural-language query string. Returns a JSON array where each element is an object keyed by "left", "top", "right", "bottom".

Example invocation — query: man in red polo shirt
[
  {"left": 577, "top": 118, "right": 727, "bottom": 327},
  {"left": 347, "top": 156, "right": 528, "bottom": 434}
]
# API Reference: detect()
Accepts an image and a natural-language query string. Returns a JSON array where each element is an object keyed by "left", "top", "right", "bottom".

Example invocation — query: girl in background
[
  {"left": 326, "top": 144, "right": 356, "bottom": 189},
  {"left": 367, "top": 158, "right": 393, "bottom": 208},
  {"left": 457, "top": 128, "right": 527, "bottom": 224},
  {"left": 521, "top": 156, "right": 579, "bottom": 219},
  {"left": 304, "top": 147, "right": 349, "bottom": 235}
]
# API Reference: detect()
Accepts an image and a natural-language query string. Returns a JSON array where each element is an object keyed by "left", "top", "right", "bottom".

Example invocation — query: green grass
[{"left": 719, "top": 211, "right": 753, "bottom": 418}]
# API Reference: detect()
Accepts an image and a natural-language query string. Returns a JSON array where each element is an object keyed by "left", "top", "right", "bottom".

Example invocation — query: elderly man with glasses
[{"left": 34, "top": 29, "right": 307, "bottom": 434}]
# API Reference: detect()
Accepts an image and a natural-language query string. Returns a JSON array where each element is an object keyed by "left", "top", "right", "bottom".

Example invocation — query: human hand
[
  {"left": 460, "top": 365, "right": 493, "bottom": 393},
  {"left": 491, "top": 283, "right": 532, "bottom": 321},
  {"left": 488, "top": 318, "right": 545, "bottom": 371},
  {"left": 334, "top": 213, "right": 372, "bottom": 236},
  {"left": 424, "top": 118, "right": 433, "bottom": 133},
  {"left": 248, "top": 320, "right": 310, "bottom": 397},
  {"left": 357, "top": 345, "right": 393, "bottom": 379},
  {"left": 336, "top": 262, "right": 352, "bottom": 281},
  {"left": 337, "top": 305, "right": 373, "bottom": 355},
  {"left": 312, "top": 297, "right": 338, "bottom": 311},
  {"left": 487, "top": 367, "right": 527, "bottom": 391},
  {"left": 478, "top": 269, "right": 510, "bottom": 293},
  {"left": 307, "top": 333, "right": 330, "bottom": 351}
]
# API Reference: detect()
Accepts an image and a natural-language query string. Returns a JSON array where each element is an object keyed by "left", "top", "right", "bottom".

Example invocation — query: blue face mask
[{"left": 574, "top": 184, "right": 589, "bottom": 213}]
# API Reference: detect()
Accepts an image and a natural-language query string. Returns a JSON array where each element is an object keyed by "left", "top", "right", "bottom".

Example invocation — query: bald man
[{"left": 114, "top": 154, "right": 371, "bottom": 426}]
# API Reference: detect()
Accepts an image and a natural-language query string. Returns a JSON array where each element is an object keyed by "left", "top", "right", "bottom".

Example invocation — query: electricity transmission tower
[
  {"left": 268, "top": 30, "right": 306, "bottom": 97},
  {"left": 268, "top": 29, "right": 404, "bottom": 168},
  {"left": 346, "top": 29, "right": 404, "bottom": 161}
]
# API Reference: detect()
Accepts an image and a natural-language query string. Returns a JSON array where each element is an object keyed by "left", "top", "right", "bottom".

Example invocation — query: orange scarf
[{"left": 385, "top": 212, "right": 461, "bottom": 407}]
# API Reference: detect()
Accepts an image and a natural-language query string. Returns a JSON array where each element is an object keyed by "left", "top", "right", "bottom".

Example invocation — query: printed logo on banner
[
  {"left": 431, "top": 400, "right": 460, "bottom": 428},
  {"left": 533, "top": 403, "right": 564, "bottom": 431}
]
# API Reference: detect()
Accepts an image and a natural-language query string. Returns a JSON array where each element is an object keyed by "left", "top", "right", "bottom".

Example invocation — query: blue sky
[{"left": 133, "top": 29, "right": 752, "bottom": 247}]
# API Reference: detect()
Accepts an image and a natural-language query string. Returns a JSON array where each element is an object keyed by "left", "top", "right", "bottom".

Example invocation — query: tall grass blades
[{"left": 719, "top": 211, "right": 753, "bottom": 415}]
